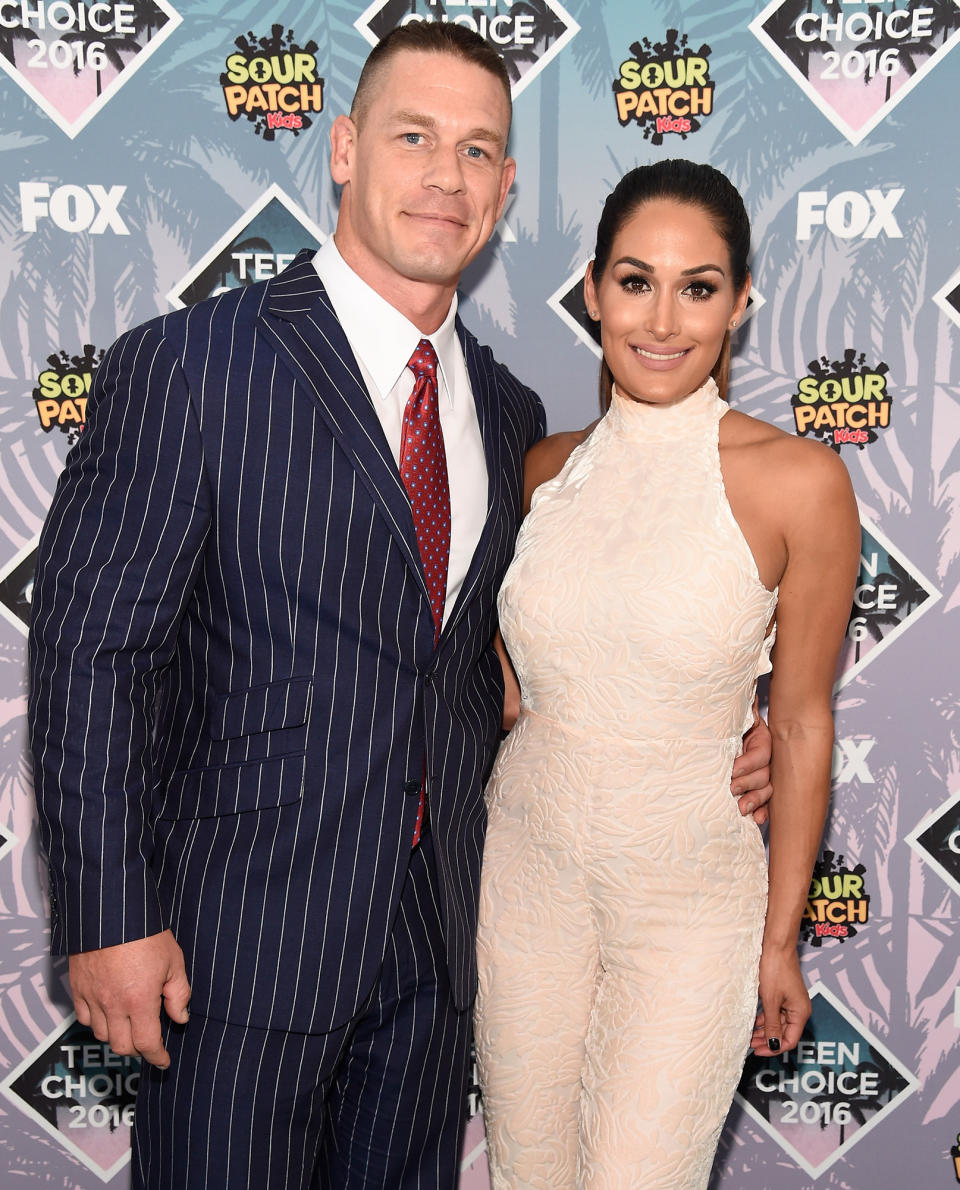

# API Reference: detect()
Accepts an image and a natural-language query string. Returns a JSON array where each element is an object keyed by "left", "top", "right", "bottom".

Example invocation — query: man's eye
[
  {"left": 465, "top": 145, "right": 485, "bottom": 159},
  {"left": 404, "top": 133, "right": 423, "bottom": 145}
]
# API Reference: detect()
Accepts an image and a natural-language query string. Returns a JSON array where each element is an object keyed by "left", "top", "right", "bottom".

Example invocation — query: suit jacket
[{"left": 29, "top": 250, "right": 546, "bottom": 1034}]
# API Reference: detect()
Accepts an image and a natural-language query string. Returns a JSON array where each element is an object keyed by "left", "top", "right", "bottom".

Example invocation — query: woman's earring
[{"left": 730, "top": 319, "right": 739, "bottom": 329}]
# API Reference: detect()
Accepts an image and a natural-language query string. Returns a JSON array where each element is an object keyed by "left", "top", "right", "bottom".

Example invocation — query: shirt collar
[{"left": 313, "top": 238, "right": 460, "bottom": 403}]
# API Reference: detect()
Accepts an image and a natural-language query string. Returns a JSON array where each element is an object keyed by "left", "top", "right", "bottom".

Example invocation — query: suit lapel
[
  {"left": 442, "top": 321, "right": 504, "bottom": 640},
  {"left": 258, "top": 251, "right": 428, "bottom": 602}
]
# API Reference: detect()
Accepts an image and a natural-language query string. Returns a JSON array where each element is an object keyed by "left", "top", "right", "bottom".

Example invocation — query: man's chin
[{"left": 398, "top": 253, "right": 468, "bottom": 289}]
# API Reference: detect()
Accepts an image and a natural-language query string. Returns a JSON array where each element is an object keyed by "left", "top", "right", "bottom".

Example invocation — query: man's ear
[
  {"left": 494, "top": 156, "right": 517, "bottom": 222},
  {"left": 329, "top": 115, "right": 357, "bottom": 187}
]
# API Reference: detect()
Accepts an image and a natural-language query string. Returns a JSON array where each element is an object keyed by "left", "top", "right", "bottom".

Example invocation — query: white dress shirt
[{"left": 313, "top": 239, "right": 488, "bottom": 627}]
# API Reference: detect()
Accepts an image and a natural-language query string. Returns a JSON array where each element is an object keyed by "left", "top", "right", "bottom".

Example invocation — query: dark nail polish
[{"left": 768, "top": 1037, "right": 781, "bottom": 1052}]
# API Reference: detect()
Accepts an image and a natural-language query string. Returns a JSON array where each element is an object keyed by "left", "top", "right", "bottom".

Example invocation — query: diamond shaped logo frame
[
  {"left": 166, "top": 184, "right": 327, "bottom": 310},
  {"left": 354, "top": 0, "right": 579, "bottom": 99},
  {"left": 933, "top": 267, "right": 960, "bottom": 331},
  {"left": 1, "top": 1014, "right": 139, "bottom": 1182},
  {"left": 734, "top": 981, "right": 919, "bottom": 1179},
  {"left": 0, "top": 537, "right": 39, "bottom": 637},
  {"left": 0, "top": 0, "right": 182, "bottom": 139},
  {"left": 905, "top": 788, "right": 960, "bottom": 898},
  {"left": 0, "top": 820, "right": 17, "bottom": 866},
  {"left": 836, "top": 513, "right": 941, "bottom": 692},
  {"left": 750, "top": 0, "right": 960, "bottom": 146}
]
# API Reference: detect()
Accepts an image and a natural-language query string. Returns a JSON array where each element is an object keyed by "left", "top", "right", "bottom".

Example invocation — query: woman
[{"left": 474, "top": 160, "right": 860, "bottom": 1189}]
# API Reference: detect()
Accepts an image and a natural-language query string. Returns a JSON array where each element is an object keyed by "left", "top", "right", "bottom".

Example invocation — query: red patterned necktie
[{"left": 400, "top": 338, "right": 450, "bottom": 845}]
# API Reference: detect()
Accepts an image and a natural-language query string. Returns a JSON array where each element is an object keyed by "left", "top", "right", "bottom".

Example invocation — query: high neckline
[{"left": 606, "top": 376, "right": 725, "bottom": 441}]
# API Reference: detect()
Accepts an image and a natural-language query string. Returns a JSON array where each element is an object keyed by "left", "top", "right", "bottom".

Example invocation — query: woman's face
[{"left": 584, "top": 198, "right": 750, "bottom": 405}]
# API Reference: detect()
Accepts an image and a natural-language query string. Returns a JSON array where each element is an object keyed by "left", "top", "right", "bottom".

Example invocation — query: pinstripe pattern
[
  {"left": 133, "top": 831, "right": 471, "bottom": 1189},
  {"left": 29, "top": 250, "right": 546, "bottom": 1039}
]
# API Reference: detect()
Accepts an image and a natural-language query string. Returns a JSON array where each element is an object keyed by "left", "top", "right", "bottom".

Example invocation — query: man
[{"left": 29, "top": 23, "right": 771, "bottom": 1189}]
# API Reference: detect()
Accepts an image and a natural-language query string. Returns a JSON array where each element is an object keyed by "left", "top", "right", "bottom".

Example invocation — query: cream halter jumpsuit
[{"left": 475, "top": 379, "right": 775, "bottom": 1189}]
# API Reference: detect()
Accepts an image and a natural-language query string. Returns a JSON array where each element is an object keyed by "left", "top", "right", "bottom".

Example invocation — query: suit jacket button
[{"left": 403, "top": 779, "right": 421, "bottom": 795}]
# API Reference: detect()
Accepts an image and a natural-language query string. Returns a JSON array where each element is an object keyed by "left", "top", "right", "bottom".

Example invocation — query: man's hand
[
  {"left": 69, "top": 929, "right": 191, "bottom": 1068},
  {"left": 732, "top": 705, "right": 773, "bottom": 825}
]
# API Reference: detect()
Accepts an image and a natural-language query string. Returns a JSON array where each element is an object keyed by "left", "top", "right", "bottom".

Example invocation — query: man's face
[{"left": 330, "top": 50, "right": 515, "bottom": 305}]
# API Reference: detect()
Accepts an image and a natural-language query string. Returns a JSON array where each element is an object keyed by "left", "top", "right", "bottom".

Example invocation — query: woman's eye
[
  {"left": 685, "top": 282, "right": 717, "bottom": 300},
  {"left": 620, "top": 274, "right": 649, "bottom": 293}
]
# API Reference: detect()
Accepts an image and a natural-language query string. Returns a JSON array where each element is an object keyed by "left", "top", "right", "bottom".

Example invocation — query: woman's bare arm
[
  {"left": 751, "top": 442, "right": 860, "bottom": 1056},
  {"left": 494, "top": 629, "right": 521, "bottom": 733}
]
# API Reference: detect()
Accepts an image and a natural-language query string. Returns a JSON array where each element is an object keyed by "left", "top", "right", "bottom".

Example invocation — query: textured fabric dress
[{"left": 474, "top": 378, "right": 777, "bottom": 1190}]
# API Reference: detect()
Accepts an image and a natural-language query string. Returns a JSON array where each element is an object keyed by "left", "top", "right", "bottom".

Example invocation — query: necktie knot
[{"left": 408, "top": 338, "right": 439, "bottom": 384}]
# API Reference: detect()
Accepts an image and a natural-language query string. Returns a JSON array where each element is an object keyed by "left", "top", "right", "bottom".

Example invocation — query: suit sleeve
[
  {"left": 499, "top": 364, "right": 546, "bottom": 454},
  {"left": 530, "top": 386, "right": 547, "bottom": 446},
  {"left": 28, "top": 320, "right": 211, "bottom": 955},
  {"left": 515, "top": 371, "right": 546, "bottom": 447}
]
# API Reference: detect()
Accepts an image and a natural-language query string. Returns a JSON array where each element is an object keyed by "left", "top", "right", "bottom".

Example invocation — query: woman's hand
[
  {"left": 494, "top": 631, "right": 521, "bottom": 733},
  {"left": 750, "top": 945, "right": 810, "bottom": 1057},
  {"left": 732, "top": 705, "right": 773, "bottom": 824}
]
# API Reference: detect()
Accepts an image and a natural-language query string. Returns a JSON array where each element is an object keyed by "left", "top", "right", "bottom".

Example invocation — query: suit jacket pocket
[
  {"left": 157, "top": 752, "right": 307, "bottom": 820},
  {"left": 158, "top": 677, "right": 312, "bottom": 820},
  {"left": 209, "top": 676, "right": 312, "bottom": 739}
]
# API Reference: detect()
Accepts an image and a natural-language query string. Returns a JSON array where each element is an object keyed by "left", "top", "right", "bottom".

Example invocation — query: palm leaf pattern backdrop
[{"left": 1, "top": 2, "right": 958, "bottom": 1186}]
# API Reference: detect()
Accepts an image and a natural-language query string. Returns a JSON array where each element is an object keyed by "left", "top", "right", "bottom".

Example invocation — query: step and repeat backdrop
[{"left": 1, "top": 1, "right": 959, "bottom": 1186}]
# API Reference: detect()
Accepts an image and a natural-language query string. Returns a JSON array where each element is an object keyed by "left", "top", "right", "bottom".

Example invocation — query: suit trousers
[{"left": 132, "top": 830, "right": 472, "bottom": 1189}]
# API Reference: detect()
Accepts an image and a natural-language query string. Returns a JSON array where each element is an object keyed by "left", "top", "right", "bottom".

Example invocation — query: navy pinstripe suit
[{"left": 29, "top": 251, "right": 545, "bottom": 1182}]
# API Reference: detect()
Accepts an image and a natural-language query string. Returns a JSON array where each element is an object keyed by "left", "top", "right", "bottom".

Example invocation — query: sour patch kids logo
[
  {"left": 33, "top": 344, "right": 105, "bottom": 443},
  {"left": 801, "top": 851, "right": 870, "bottom": 945},
  {"left": 614, "top": 30, "right": 714, "bottom": 142},
  {"left": 792, "top": 349, "right": 891, "bottom": 450},
  {"left": 221, "top": 25, "right": 323, "bottom": 137}
]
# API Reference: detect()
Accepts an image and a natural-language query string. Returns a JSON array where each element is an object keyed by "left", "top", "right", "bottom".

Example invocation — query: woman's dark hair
[{"left": 592, "top": 159, "right": 751, "bottom": 404}]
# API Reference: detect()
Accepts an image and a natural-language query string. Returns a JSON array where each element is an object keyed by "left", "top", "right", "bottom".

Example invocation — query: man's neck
[{"left": 332, "top": 232, "right": 457, "bottom": 336}]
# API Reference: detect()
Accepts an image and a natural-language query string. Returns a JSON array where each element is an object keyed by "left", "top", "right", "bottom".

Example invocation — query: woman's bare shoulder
[
  {"left": 722, "top": 409, "right": 852, "bottom": 499},
  {"left": 523, "top": 421, "right": 600, "bottom": 513}
]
